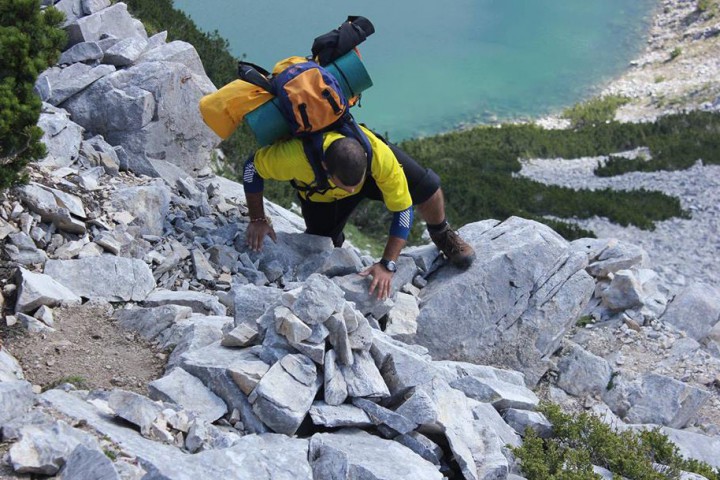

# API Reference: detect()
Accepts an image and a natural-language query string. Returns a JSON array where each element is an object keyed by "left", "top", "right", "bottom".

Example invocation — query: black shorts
[{"left": 300, "top": 143, "right": 441, "bottom": 246}]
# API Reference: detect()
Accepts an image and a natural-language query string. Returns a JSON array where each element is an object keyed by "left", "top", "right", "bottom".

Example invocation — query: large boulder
[
  {"left": 410, "top": 217, "right": 595, "bottom": 386},
  {"left": 65, "top": 2, "right": 147, "bottom": 47},
  {"left": 44, "top": 257, "right": 155, "bottom": 302},
  {"left": 37, "top": 106, "right": 84, "bottom": 169},
  {"left": 62, "top": 60, "right": 218, "bottom": 175},
  {"left": 660, "top": 283, "right": 720, "bottom": 342}
]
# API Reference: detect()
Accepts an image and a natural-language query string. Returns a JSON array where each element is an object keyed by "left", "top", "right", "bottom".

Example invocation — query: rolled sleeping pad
[{"left": 245, "top": 50, "right": 373, "bottom": 146}]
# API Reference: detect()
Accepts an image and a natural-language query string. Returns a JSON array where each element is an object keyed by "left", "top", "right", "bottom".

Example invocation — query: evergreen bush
[{"left": 0, "top": 0, "right": 66, "bottom": 189}]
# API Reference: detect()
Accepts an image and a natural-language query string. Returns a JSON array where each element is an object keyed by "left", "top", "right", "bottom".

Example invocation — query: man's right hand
[{"left": 246, "top": 220, "right": 277, "bottom": 252}]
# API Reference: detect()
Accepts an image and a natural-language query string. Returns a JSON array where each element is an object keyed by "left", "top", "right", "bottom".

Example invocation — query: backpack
[
  {"left": 264, "top": 55, "right": 373, "bottom": 196},
  {"left": 199, "top": 17, "right": 375, "bottom": 196}
]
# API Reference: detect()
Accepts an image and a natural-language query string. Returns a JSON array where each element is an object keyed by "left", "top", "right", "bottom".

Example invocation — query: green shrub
[
  {"left": 562, "top": 95, "right": 630, "bottom": 128},
  {"left": 669, "top": 47, "right": 682, "bottom": 61},
  {"left": 512, "top": 403, "right": 720, "bottom": 480},
  {"left": 0, "top": 0, "right": 66, "bottom": 189}
]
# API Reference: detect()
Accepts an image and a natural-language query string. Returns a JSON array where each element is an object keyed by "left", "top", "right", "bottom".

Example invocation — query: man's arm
[
  {"left": 243, "top": 156, "right": 276, "bottom": 251},
  {"left": 359, "top": 207, "right": 413, "bottom": 300}
]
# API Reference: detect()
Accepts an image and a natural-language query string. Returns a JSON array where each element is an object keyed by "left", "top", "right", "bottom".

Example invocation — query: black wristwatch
[{"left": 379, "top": 258, "right": 397, "bottom": 272}]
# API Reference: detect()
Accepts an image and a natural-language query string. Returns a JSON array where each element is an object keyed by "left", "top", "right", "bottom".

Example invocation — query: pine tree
[{"left": 0, "top": 0, "right": 65, "bottom": 189}]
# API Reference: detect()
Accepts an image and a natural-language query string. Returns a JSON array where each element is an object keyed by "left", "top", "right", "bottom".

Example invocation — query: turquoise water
[{"left": 175, "top": 0, "right": 657, "bottom": 140}]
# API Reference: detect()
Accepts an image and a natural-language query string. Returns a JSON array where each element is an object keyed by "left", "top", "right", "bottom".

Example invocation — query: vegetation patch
[
  {"left": 0, "top": 0, "right": 66, "bottom": 188},
  {"left": 511, "top": 403, "right": 720, "bottom": 480},
  {"left": 562, "top": 95, "right": 630, "bottom": 128}
]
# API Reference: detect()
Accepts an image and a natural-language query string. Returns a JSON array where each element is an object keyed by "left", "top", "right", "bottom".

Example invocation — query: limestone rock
[
  {"left": 341, "top": 350, "right": 390, "bottom": 399},
  {"left": 35, "top": 63, "right": 115, "bottom": 106},
  {"left": 9, "top": 420, "right": 98, "bottom": 475},
  {"left": 503, "top": 409, "right": 553, "bottom": 438},
  {"left": 103, "top": 37, "right": 148, "bottom": 66},
  {"left": 310, "top": 429, "right": 443, "bottom": 480},
  {"left": 107, "top": 390, "right": 164, "bottom": 436},
  {"left": 66, "top": 3, "right": 147, "bottom": 47},
  {"left": 556, "top": 341, "right": 612, "bottom": 397},
  {"left": 143, "top": 289, "right": 226, "bottom": 316},
  {"left": 602, "top": 373, "right": 710, "bottom": 428},
  {"left": 292, "top": 273, "right": 345, "bottom": 325},
  {"left": 250, "top": 354, "right": 322, "bottom": 435},
  {"left": 109, "top": 184, "right": 170, "bottom": 236},
  {"left": 323, "top": 349, "right": 348, "bottom": 405},
  {"left": 148, "top": 368, "right": 227, "bottom": 423},
  {"left": 44, "top": 257, "right": 155, "bottom": 302},
  {"left": 309, "top": 402, "right": 373, "bottom": 429},
  {"left": 37, "top": 107, "right": 84, "bottom": 169},
  {"left": 0, "top": 381, "right": 34, "bottom": 427},
  {"left": 661, "top": 283, "right": 720, "bottom": 341},
  {"left": 411, "top": 217, "right": 595, "bottom": 387},
  {"left": 601, "top": 269, "right": 645, "bottom": 311},
  {"left": 58, "top": 41, "right": 104, "bottom": 65},
  {"left": 385, "top": 292, "right": 420, "bottom": 336},
  {"left": 62, "top": 60, "right": 217, "bottom": 175},
  {"left": 59, "top": 444, "right": 120, "bottom": 480},
  {"left": 15, "top": 267, "right": 82, "bottom": 313}
]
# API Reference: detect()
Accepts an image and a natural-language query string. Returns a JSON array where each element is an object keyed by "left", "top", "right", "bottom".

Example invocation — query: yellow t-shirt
[{"left": 253, "top": 126, "right": 412, "bottom": 212}]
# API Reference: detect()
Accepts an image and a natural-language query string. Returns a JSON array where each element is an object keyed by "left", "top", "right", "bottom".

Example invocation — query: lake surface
[{"left": 175, "top": 0, "right": 657, "bottom": 140}]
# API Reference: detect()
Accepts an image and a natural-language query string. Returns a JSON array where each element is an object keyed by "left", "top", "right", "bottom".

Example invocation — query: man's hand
[
  {"left": 246, "top": 220, "right": 277, "bottom": 252},
  {"left": 359, "top": 263, "right": 394, "bottom": 300}
]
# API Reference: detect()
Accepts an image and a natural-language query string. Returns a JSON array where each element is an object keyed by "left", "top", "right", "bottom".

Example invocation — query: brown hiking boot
[{"left": 430, "top": 225, "right": 476, "bottom": 269}]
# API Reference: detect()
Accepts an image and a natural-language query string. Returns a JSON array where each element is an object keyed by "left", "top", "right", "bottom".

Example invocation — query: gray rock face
[
  {"left": 60, "top": 444, "right": 120, "bottom": 480},
  {"left": 107, "top": 390, "right": 164, "bottom": 435},
  {"left": 37, "top": 107, "right": 84, "bottom": 169},
  {"left": 65, "top": 2, "right": 147, "bottom": 47},
  {"left": 0, "top": 381, "right": 34, "bottom": 427},
  {"left": 293, "top": 273, "right": 346, "bottom": 324},
  {"left": 556, "top": 341, "right": 612, "bottom": 397},
  {"left": 82, "top": 0, "right": 111, "bottom": 15},
  {"left": 35, "top": 63, "right": 116, "bottom": 106},
  {"left": 9, "top": 420, "right": 98, "bottom": 475},
  {"left": 601, "top": 269, "right": 644, "bottom": 311},
  {"left": 577, "top": 239, "right": 648, "bottom": 278},
  {"left": 16, "top": 183, "right": 87, "bottom": 234},
  {"left": 58, "top": 41, "right": 104, "bottom": 65},
  {"left": 179, "top": 342, "right": 267, "bottom": 434},
  {"left": 503, "top": 409, "right": 553, "bottom": 438},
  {"left": 602, "top": 373, "right": 710, "bottom": 428},
  {"left": 659, "top": 427, "right": 720, "bottom": 469},
  {"left": 44, "top": 257, "right": 155, "bottom": 301},
  {"left": 310, "top": 429, "right": 443, "bottom": 480},
  {"left": 449, "top": 375, "right": 540, "bottom": 411},
  {"left": 148, "top": 368, "right": 227, "bottom": 423},
  {"left": 138, "top": 41, "right": 205, "bottom": 76},
  {"left": 103, "top": 37, "right": 148, "bottom": 66},
  {"left": 109, "top": 184, "right": 171, "bottom": 236},
  {"left": 0, "top": 350, "right": 24, "bottom": 382},
  {"left": 397, "top": 378, "right": 517, "bottom": 480},
  {"left": 114, "top": 304, "right": 192, "bottom": 341},
  {"left": 15, "top": 267, "right": 82, "bottom": 314},
  {"left": 62, "top": 61, "right": 217, "bottom": 175},
  {"left": 316, "top": 247, "right": 364, "bottom": 277},
  {"left": 309, "top": 402, "right": 373, "bottom": 428},
  {"left": 412, "top": 217, "right": 595, "bottom": 387},
  {"left": 143, "top": 289, "right": 226, "bottom": 316},
  {"left": 661, "top": 283, "right": 720, "bottom": 341},
  {"left": 250, "top": 354, "right": 322, "bottom": 435}
]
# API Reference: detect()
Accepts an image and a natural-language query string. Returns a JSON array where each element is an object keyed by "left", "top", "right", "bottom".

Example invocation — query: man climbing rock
[{"left": 242, "top": 125, "right": 475, "bottom": 299}]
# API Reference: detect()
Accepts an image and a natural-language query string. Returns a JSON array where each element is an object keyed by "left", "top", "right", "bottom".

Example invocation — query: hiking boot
[{"left": 430, "top": 225, "right": 476, "bottom": 269}]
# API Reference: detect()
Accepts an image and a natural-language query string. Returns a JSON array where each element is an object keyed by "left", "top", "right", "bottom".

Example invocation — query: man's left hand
[{"left": 359, "top": 263, "right": 394, "bottom": 300}]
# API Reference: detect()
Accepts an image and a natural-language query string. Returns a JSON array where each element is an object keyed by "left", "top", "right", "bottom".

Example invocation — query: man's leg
[
  {"left": 299, "top": 194, "right": 365, "bottom": 247},
  {"left": 388, "top": 144, "right": 476, "bottom": 268}
]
